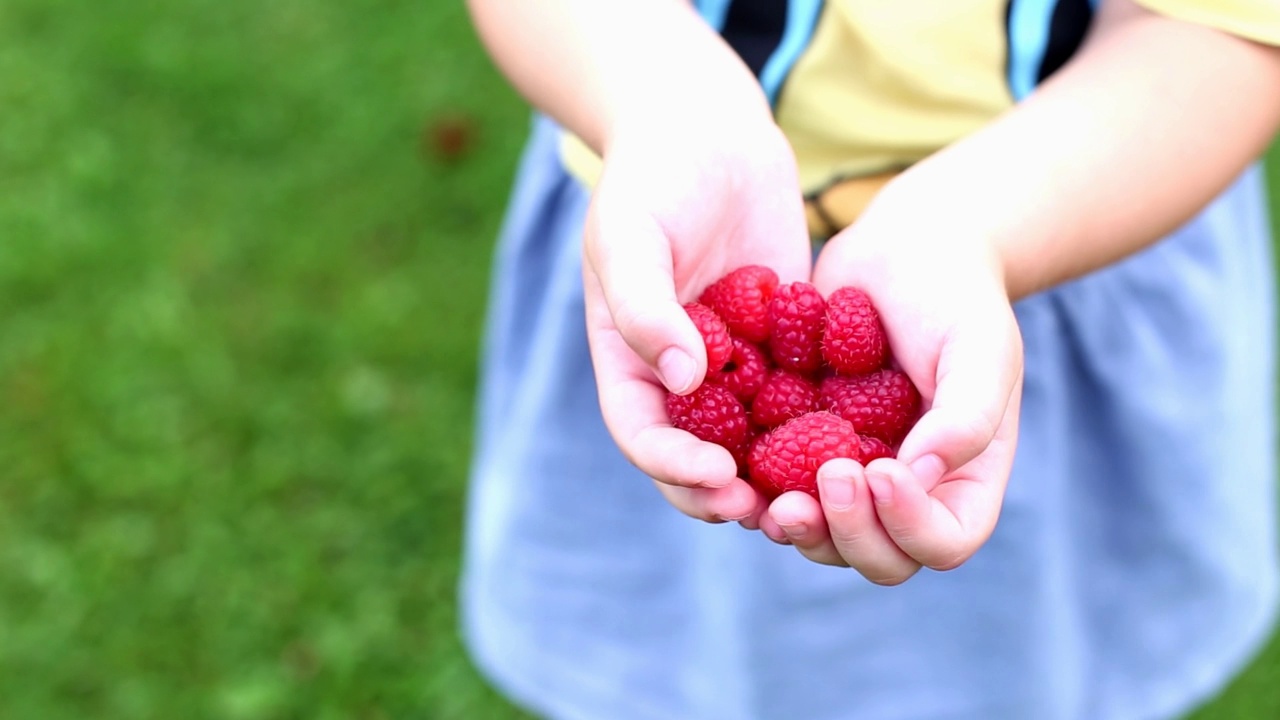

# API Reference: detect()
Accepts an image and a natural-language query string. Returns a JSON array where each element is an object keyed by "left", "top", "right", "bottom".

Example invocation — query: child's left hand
[{"left": 757, "top": 183, "right": 1025, "bottom": 585}]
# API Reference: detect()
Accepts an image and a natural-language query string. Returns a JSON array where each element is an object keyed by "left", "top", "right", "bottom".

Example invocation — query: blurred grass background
[{"left": 0, "top": 1, "right": 1276, "bottom": 718}]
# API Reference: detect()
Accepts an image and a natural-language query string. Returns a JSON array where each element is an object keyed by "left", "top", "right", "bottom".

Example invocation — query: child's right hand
[{"left": 582, "top": 108, "right": 812, "bottom": 527}]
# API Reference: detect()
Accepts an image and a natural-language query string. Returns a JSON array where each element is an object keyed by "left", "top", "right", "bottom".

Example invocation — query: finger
[
  {"left": 896, "top": 303, "right": 1023, "bottom": 488},
  {"left": 773, "top": 460, "right": 922, "bottom": 583},
  {"left": 584, "top": 273, "right": 738, "bottom": 488},
  {"left": 768, "top": 491, "right": 844, "bottom": 564},
  {"left": 627, "top": 413, "right": 741, "bottom": 488},
  {"left": 737, "top": 500, "right": 769, "bottom": 531},
  {"left": 585, "top": 344, "right": 739, "bottom": 488},
  {"left": 818, "top": 459, "right": 922, "bottom": 583},
  {"left": 863, "top": 455, "right": 1006, "bottom": 571},
  {"left": 582, "top": 196, "right": 706, "bottom": 395},
  {"left": 656, "top": 479, "right": 766, "bottom": 524},
  {"left": 758, "top": 511, "right": 792, "bottom": 544}
]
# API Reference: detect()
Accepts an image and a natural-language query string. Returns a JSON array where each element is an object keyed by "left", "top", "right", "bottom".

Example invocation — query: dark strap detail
[
  {"left": 1038, "top": 0, "right": 1094, "bottom": 84},
  {"left": 720, "top": 0, "right": 791, "bottom": 78}
]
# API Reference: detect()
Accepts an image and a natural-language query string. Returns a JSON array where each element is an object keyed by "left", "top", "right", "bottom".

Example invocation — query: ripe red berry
[
  {"left": 661, "top": 266, "right": 924, "bottom": 497},
  {"left": 748, "top": 411, "right": 861, "bottom": 499},
  {"left": 768, "top": 282, "right": 826, "bottom": 374},
  {"left": 734, "top": 428, "right": 764, "bottom": 479},
  {"left": 707, "top": 337, "right": 770, "bottom": 404},
  {"left": 684, "top": 302, "right": 733, "bottom": 372},
  {"left": 751, "top": 369, "right": 819, "bottom": 428},
  {"left": 819, "top": 369, "right": 921, "bottom": 446},
  {"left": 666, "top": 384, "right": 751, "bottom": 453},
  {"left": 858, "top": 436, "right": 895, "bottom": 463},
  {"left": 698, "top": 265, "right": 779, "bottom": 343},
  {"left": 822, "top": 287, "right": 888, "bottom": 375}
]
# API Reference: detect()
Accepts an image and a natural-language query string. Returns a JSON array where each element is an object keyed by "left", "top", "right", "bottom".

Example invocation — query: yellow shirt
[{"left": 562, "top": 0, "right": 1280, "bottom": 232}]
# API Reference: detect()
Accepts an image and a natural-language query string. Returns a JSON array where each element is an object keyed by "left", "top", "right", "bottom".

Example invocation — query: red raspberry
[
  {"left": 665, "top": 384, "right": 750, "bottom": 453},
  {"left": 858, "top": 436, "right": 895, "bottom": 463},
  {"left": 748, "top": 411, "right": 861, "bottom": 499},
  {"left": 819, "top": 369, "right": 922, "bottom": 446},
  {"left": 734, "top": 428, "right": 765, "bottom": 479},
  {"left": 822, "top": 287, "right": 888, "bottom": 375},
  {"left": 767, "top": 282, "right": 826, "bottom": 374},
  {"left": 747, "top": 433, "right": 770, "bottom": 483},
  {"left": 684, "top": 302, "right": 732, "bottom": 372},
  {"left": 707, "top": 338, "right": 770, "bottom": 404},
  {"left": 751, "top": 370, "right": 819, "bottom": 428},
  {"left": 698, "top": 265, "right": 779, "bottom": 343}
]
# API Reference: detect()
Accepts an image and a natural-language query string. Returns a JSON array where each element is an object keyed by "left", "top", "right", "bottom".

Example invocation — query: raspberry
[
  {"left": 734, "top": 428, "right": 765, "bottom": 479},
  {"left": 819, "top": 369, "right": 921, "bottom": 446},
  {"left": 665, "top": 384, "right": 750, "bottom": 453},
  {"left": 767, "top": 282, "right": 826, "bottom": 374},
  {"left": 747, "top": 411, "right": 861, "bottom": 499},
  {"left": 858, "top": 436, "right": 895, "bottom": 463},
  {"left": 751, "top": 370, "right": 819, "bottom": 428},
  {"left": 822, "top": 287, "right": 888, "bottom": 375},
  {"left": 684, "top": 302, "right": 732, "bottom": 372},
  {"left": 707, "top": 338, "right": 770, "bottom": 404},
  {"left": 698, "top": 265, "right": 779, "bottom": 343},
  {"left": 661, "top": 267, "right": 923, "bottom": 494},
  {"left": 747, "top": 433, "right": 771, "bottom": 484}
]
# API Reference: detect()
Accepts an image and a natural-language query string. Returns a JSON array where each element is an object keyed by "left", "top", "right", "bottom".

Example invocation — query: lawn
[{"left": 0, "top": 1, "right": 1276, "bottom": 718}]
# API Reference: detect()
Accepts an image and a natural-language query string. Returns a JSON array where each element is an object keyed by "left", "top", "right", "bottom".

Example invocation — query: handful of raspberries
[{"left": 665, "top": 265, "right": 922, "bottom": 500}]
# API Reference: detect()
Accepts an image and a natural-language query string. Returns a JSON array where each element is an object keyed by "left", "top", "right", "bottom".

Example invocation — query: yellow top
[
  {"left": 563, "top": 0, "right": 1280, "bottom": 202},
  {"left": 1134, "top": 0, "right": 1280, "bottom": 45}
]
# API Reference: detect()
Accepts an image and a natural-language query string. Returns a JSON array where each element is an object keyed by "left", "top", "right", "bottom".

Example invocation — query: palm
[
  {"left": 581, "top": 127, "right": 812, "bottom": 522},
  {"left": 759, "top": 215, "right": 1024, "bottom": 579}
]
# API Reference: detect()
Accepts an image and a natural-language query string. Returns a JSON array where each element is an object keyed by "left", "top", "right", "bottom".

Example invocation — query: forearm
[
  {"left": 465, "top": 0, "right": 774, "bottom": 154},
  {"left": 884, "top": 0, "right": 1280, "bottom": 301}
]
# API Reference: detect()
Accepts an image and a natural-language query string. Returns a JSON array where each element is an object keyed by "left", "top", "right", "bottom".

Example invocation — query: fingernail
[
  {"left": 820, "top": 473, "right": 855, "bottom": 510},
  {"left": 865, "top": 470, "right": 894, "bottom": 506},
  {"left": 909, "top": 454, "right": 947, "bottom": 489},
  {"left": 779, "top": 522, "right": 808, "bottom": 540},
  {"left": 657, "top": 347, "right": 697, "bottom": 394}
]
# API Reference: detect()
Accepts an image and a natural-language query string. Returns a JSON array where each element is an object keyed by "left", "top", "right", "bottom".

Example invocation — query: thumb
[
  {"left": 897, "top": 302, "right": 1022, "bottom": 486},
  {"left": 582, "top": 195, "right": 706, "bottom": 395}
]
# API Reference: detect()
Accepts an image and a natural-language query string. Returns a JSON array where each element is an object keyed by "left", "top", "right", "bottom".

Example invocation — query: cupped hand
[
  {"left": 582, "top": 112, "right": 812, "bottom": 526},
  {"left": 760, "top": 183, "right": 1024, "bottom": 583}
]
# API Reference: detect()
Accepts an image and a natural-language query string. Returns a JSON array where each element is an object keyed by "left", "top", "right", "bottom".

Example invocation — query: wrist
[
  {"left": 849, "top": 172, "right": 1011, "bottom": 302},
  {"left": 578, "top": 2, "right": 773, "bottom": 156},
  {"left": 601, "top": 54, "right": 775, "bottom": 160}
]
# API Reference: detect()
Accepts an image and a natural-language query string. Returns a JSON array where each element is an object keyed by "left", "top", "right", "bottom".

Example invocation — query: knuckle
[
  {"left": 864, "top": 569, "right": 916, "bottom": 587},
  {"left": 611, "top": 303, "right": 668, "bottom": 344},
  {"left": 625, "top": 427, "right": 667, "bottom": 476},
  {"left": 652, "top": 482, "right": 708, "bottom": 521},
  {"left": 882, "top": 524, "right": 919, "bottom": 549},
  {"left": 925, "top": 548, "right": 971, "bottom": 572},
  {"left": 828, "top": 526, "right": 866, "bottom": 551},
  {"left": 801, "top": 547, "right": 848, "bottom": 568},
  {"left": 688, "top": 504, "right": 724, "bottom": 525},
  {"left": 955, "top": 411, "right": 999, "bottom": 452},
  {"left": 825, "top": 511, "right": 871, "bottom": 547}
]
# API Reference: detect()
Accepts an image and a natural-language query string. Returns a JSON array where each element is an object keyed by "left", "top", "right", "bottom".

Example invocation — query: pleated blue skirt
[{"left": 460, "top": 116, "right": 1279, "bottom": 720}]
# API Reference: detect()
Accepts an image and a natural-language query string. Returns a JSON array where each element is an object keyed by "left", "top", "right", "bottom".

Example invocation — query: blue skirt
[{"left": 460, "top": 116, "right": 1280, "bottom": 720}]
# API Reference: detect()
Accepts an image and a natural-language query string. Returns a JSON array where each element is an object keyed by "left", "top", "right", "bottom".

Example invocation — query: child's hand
[
  {"left": 582, "top": 113, "right": 812, "bottom": 526},
  {"left": 758, "top": 185, "right": 1024, "bottom": 584}
]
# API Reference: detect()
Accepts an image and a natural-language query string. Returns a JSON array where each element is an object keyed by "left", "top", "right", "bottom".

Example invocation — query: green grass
[
  {"left": 0, "top": 1, "right": 1275, "bottom": 718},
  {"left": 0, "top": 1, "right": 531, "bottom": 717}
]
